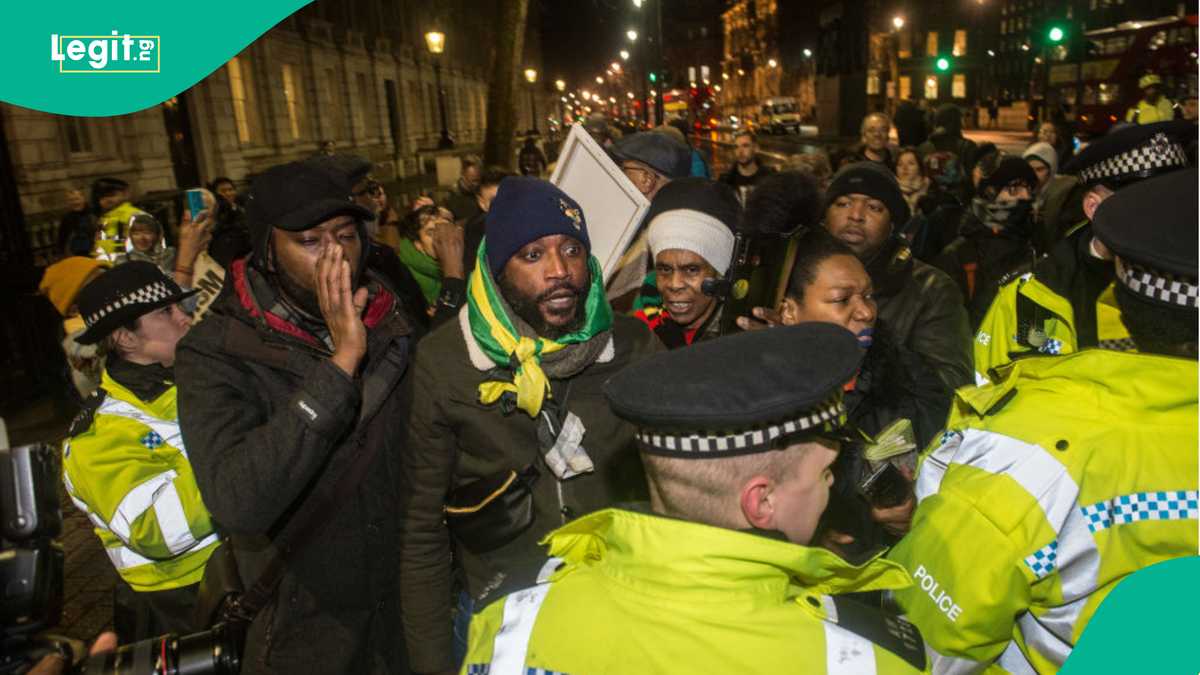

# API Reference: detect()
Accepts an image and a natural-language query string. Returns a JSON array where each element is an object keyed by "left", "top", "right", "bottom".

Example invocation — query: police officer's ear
[
  {"left": 739, "top": 475, "right": 776, "bottom": 530},
  {"left": 1082, "top": 185, "right": 1113, "bottom": 221}
]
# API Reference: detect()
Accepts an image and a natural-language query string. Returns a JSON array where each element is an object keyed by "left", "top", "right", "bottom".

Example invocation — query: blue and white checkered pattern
[
  {"left": 1023, "top": 541, "right": 1059, "bottom": 579},
  {"left": 939, "top": 430, "right": 963, "bottom": 446},
  {"left": 1081, "top": 490, "right": 1199, "bottom": 533},
  {"left": 140, "top": 430, "right": 164, "bottom": 450},
  {"left": 1037, "top": 338, "right": 1063, "bottom": 355},
  {"left": 464, "top": 665, "right": 490, "bottom": 675},
  {"left": 526, "top": 669, "right": 569, "bottom": 675}
]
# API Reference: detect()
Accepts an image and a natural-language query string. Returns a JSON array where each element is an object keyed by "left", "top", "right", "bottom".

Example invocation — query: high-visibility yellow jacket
[
  {"left": 889, "top": 349, "right": 1198, "bottom": 674},
  {"left": 973, "top": 273, "right": 1131, "bottom": 385},
  {"left": 63, "top": 369, "right": 219, "bottom": 592},
  {"left": 462, "top": 508, "right": 929, "bottom": 675},
  {"left": 96, "top": 201, "right": 147, "bottom": 256},
  {"left": 1125, "top": 97, "right": 1176, "bottom": 124}
]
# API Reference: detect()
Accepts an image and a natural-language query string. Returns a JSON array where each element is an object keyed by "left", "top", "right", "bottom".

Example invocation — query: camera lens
[{"left": 79, "top": 623, "right": 242, "bottom": 675}]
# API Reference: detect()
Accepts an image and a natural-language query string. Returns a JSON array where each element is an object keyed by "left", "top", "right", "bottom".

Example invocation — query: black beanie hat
[
  {"left": 825, "top": 162, "right": 910, "bottom": 226},
  {"left": 978, "top": 156, "right": 1038, "bottom": 199}
]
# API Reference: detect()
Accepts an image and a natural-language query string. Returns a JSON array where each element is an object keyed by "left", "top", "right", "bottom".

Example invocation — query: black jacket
[
  {"left": 934, "top": 214, "right": 1039, "bottom": 330},
  {"left": 176, "top": 260, "right": 413, "bottom": 674},
  {"left": 866, "top": 237, "right": 974, "bottom": 391},
  {"left": 845, "top": 323, "right": 952, "bottom": 450},
  {"left": 398, "top": 312, "right": 658, "bottom": 673}
]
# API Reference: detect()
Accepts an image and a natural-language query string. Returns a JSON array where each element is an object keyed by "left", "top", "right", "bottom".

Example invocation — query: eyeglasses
[
  {"left": 353, "top": 180, "right": 383, "bottom": 198},
  {"left": 621, "top": 164, "right": 655, "bottom": 183}
]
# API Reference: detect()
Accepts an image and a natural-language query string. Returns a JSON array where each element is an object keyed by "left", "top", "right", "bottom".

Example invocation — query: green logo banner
[
  {"left": 3, "top": 1, "right": 311, "bottom": 116},
  {"left": 1063, "top": 556, "right": 1199, "bottom": 673}
]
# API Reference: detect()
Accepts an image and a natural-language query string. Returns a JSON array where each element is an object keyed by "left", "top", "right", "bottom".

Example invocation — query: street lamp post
[
  {"left": 555, "top": 78, "right": 567, "bottom": 131},
  {"left": 424, "top": 30, "right": 454, "bottom": 149},
  {"left": 524, "top": 68, "right": 539, "bottom": 135}
]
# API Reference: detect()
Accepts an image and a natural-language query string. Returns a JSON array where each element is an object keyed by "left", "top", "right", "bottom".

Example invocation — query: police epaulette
[
  {"left": 828, "top": 595, "right": 927, "bottom": 671},
  {"left": 68, "top": 389, "right": 107, "bottom": 438},
  {"left": 998, "top": 258, "right": 1039, "bottom": 288}
]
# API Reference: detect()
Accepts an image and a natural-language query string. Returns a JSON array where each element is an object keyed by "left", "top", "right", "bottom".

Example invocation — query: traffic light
[
  {"left": 1048, "top": 25, "right": 1066, "bottom": 43},
  {"left": 935, "top": 57, "right": 951, "bottom": 72},
  {"left": 649, "top": 71, "right": 657, "bottom": 83}
]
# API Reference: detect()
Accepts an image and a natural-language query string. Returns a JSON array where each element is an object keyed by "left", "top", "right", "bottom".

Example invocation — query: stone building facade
[
  {"left": 718, "top": 0, "right": 818, "bottom": 127},
  {"left": 1, "top": 0, "right": 524, "bottom": 256}
]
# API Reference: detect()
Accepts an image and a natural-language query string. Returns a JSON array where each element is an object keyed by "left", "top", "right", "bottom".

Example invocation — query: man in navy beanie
[{"left": 399, "top": 176, "right": 659, "bottom": 675}]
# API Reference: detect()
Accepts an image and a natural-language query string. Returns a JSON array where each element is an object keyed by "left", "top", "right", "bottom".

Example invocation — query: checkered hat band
[
  {"left": 84, "top": 280, "right": 176, "bottom": 328},
  {"left": 636, "top": 397, "right": 845, "bottom": 455},
  {"left": 1078, "top": 134, "right": 1188, "bottom": 184},
  {"left": 1117, "top": 260, "right": 1199, "bottom": 308}
]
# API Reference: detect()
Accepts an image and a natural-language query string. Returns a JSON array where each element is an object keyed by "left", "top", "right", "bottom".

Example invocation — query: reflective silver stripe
[
  {"left": 1019, "top": 611, "right": 1073, "bottom": 665},
  {"left": 927, "top": 648, "right": 990, "bottom": 675},
  {"left": 154, "top": 481, "right": 199, "bottom": 555},
  {"left": 489, "top": 584, "right": 551, "bottom": 675},
  {"left": 97, "top": 396, "right": 188, "bottom": 458},
  {"left": 105, "top": 531, "right": 219, "bottom": 571},
  {"left": 110, "top": 470, "right": 178, "bottom": 543},
  {"left": 823, "top": 621, "right": 877, "bottom": 675},
  {"left": 998, "top": 640, "right": 1038, "bottom": 675},
  {"left": 923, "top": 429, "right": 1101, "bottom": 667},
  {"left": 914, "top": 432, "right": 962, "bottom": 502}
]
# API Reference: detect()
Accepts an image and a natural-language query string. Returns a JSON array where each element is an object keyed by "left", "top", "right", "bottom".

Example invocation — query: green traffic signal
[
  {"left": 936, "top": 57, "right": 950, "bottom": 72},
  {"left": 649, "top": 72, "right": 657, "bottom": 83},
  {"left": 1048, "top": 26, "right": 1065, "bottom": 42}
]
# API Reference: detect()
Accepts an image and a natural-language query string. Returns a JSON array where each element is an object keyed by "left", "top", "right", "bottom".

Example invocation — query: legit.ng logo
[{"left": 50, "top": 31, "right": 160, "bottom": 73}]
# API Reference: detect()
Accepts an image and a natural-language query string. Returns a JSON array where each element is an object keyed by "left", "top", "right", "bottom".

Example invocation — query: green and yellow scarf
[{"left": 467, "top": 240, "right": 612, "bottom": 417}]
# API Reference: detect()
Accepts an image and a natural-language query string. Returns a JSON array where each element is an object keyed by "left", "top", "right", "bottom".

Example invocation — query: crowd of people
[{"left": 30, "top": 91, "right": 1198, "bottom": 675}]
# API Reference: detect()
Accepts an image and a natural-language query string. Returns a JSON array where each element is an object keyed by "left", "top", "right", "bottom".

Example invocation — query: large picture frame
[{"left": 549, "top": 124, "right": 650, "bottom": 282}]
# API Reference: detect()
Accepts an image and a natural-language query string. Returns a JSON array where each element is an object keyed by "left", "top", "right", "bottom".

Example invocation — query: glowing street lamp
[
  {"left": 523, "top": 69, "right": 539, "bottom": 134},
  {"left": 626, "top": 29, "right": 639, "bottom": 42},
  {"left": 424, "top": 30, "right": 454, "bottom": 148},
  {"left": 892, "top": 15, "right": 905, "bottom": 30},
  {"left": 596, "top": 76, "right": 604, "bottom": 84},
  {"left": 768, "top": 58, "right": 778, "bottom": 68},
  {"left": 620, "top": 49, "right": 630, "bottom": 60},
  {"left": 555, "top": 79, "right": 566, "bottom": 92}
]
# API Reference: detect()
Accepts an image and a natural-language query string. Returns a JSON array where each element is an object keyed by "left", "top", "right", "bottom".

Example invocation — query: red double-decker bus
[{"left": 1048, "top": 15, "right": 1197, "bottom": 137}]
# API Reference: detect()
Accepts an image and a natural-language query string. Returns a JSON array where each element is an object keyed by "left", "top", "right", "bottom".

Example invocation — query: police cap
[
  {"left": 1093, "top": 167, "right": 1198, "bottom": 309},
  {"left": 1062, "top": 120, "right": 1193, "bottom": 187},
  {"left": 603, "top": 323, "right": 863, "bottom": 457}
]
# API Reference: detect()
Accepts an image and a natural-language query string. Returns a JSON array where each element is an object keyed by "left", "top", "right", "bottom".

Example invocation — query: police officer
[
  {"left": 63, "top": 262, "right": 218, "bottom": 641},
  {"left": 1125, "top": 73, "right": 1177, "bottom": 124},
  {"left": 460, "top": 323, "right": 928, "bottom": 674},
  {"left": 972, "top": 120, "right": 1193, "bottom": 383},
  {"left": 890, "top": 168, "right": 1199, "bottom": 673}
]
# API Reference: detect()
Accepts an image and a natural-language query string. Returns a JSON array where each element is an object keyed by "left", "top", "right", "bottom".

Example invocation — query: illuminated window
[
  {"left": 927, "top": 31, "right": 938, "bottom": 57},
  {"left": 282, "top": 64, "right": 303, "bottom": 141},
  {"left": 354, "top": 73, "right": 368, "bottom": 135},
  {"left": 900, "top": 76, "right": 912, "bottom": 99},
  {"left": 953, "top": 30, "right": 967, "bottom": 56},
  {"left": 924, "top": 75, "right": 938, "bottom": 99},
  {"left": 324, "top": 68, "right": 348, "bottom": 138},
  {"left": 227, "top": 56, "right": 262, "bottom": 144},
  {"left": 899, "top": 30, "right": 911, "bottom": 58},
  {"left": 952, "top": 73, "right": 966, "bottom": 98}
]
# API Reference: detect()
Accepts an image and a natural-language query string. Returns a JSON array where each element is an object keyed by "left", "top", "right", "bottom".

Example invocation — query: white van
[{"left": 759, "top": 96, "right": 801, "bottom": 134}]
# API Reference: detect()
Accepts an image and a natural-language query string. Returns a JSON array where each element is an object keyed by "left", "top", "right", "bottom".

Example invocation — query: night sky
[{"left": 538, "top": 0, "right": 644, "bottom": 92}]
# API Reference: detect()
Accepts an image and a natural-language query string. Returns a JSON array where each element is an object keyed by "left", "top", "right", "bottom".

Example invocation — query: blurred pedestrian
[
  {"left": 719, "top": 131, "right": 775, "bottom": 203},
  {"left": 444, "top": 154, "right": 483, "bottom": 223},
  {"left": 56, "top": 187, "right": 97, "bottom": 258},
  {"left": 854, "top": 112, "right": 895, "bottom": 169},
  {"left": 1125, "top": 73, "right": 1176, "bottom": 124},
  {"left": 935, "top": 156, "right": 1039, "bottom": 328}
]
